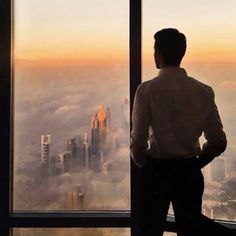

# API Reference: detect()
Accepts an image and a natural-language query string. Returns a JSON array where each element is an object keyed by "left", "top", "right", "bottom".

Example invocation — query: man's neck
[{"left": 160, "top": 64, "right": 180, "bottom": 69}]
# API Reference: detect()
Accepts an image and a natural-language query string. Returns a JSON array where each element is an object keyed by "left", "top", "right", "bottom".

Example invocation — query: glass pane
[
  {"left": 13, "top": 0, "right": 129, "bottom": 211},
  {"left": 13, "top": 228, "right": 130, "bottom": 236},
  {"left": 143, "top": 1, "right": 236, "bottom": 221}
]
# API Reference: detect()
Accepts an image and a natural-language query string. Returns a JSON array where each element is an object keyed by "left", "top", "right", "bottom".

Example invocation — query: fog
[
  {"left": 14, "top": 63, "right": 130, "bottom": 210},
  {"left": 13, "top": 62, "right": 236, "bottom": 221}
]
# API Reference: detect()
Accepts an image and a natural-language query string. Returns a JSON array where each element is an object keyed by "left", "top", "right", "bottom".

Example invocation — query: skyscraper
[
  {"left": 91, "top": 113, "right": 99, "bottom": 156},
  {"left": 106, "top": 107, "right": 111, "bottom": 129},
  {"left": 83, "top": 132, "right": 90, "bottom": 169},
  {"left": 59, "top": 151, "right": 72, "bottom": 174},
  {"left": 91, "top": 105, "right": 109, "bottom": 172},
  {"left": 67, "top": 185, "right": 84, "bottom": 210},
  {"left": 41, "top": 135, "right": 51, "bottom": 163},
  {"left": 97, "top": 105, "right": 107, "bottom": 149},
  {"left": 67, "top": 137, "right": 77, "bottom": 158}
]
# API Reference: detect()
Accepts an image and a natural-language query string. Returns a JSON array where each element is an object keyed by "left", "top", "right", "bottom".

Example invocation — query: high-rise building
[
  {"left": 41, "top": 135, "right": 51, "bottom": 163},
  {"left": 83, "top": 132, "right": 90, "bottom": 169},
  {"left": 99, "top": 150, "right": 104, "bottom": 172},
  {"left": 91, "top": 113, "right": 99, "bottom": 156},
  {"left": 91, "top": 105, "right": 108, "bottom": 171},
  {"left": 54, "top": 155, "right": 63, "bottom": 175},
  {"left": 90, "top": 154, "right": 97, "bottom": 172},
  {"left": 59, "top": 151, "right": 72, "bottom": 174},
  {"left": 106, "top": 107, "right": 111, "bottom": 129},
  {"left": 97, "top": 105, "right": 107, "bottom": 149},
  {"left": 67, "top": 137, "right": 77, "bottom": 158},
  {"left": 67, "top": 185, "right": 84, "bottom": 210}
]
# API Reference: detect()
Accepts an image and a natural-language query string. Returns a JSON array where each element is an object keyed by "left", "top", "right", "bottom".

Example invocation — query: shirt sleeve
[
  {"left": 197, "top": 88, "right": 227, "bottom": 168},
  {"left": 130, "top": 84, "right": 151, "bottom": 161}
]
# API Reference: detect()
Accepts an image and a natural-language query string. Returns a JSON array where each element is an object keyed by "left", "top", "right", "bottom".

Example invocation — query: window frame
[{"left": 0, "top": 0, "right": 236, "bottom": 235}]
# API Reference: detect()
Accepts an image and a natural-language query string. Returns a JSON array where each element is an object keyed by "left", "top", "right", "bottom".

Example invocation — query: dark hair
[{"left": 154, "top": 28, "right": 186, "bottom": 65}]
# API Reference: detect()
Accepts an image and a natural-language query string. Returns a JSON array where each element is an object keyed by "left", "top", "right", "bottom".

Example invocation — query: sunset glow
[
  {"left": 14, "top": 0, "right": 236, "bottom": 67},
  {"left": 14, "top": 0, "right": 128, "bottom": 63}
]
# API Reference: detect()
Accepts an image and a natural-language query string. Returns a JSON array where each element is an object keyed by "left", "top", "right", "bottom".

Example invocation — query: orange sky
[{"left": 14, "top": 0, "right": 236, "bottom": 67}]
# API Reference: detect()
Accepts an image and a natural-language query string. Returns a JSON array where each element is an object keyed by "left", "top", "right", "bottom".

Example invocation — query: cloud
[
  {"left": 54, "top": 104, "right": 78, "bottom": 115},
  {"left": 219, "top": 80, "right": 236, "bottom": 89}
]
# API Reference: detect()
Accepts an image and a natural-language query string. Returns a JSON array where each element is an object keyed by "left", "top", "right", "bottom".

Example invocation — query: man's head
[{"left": 154, "top": 28, "right": 186, "bottom": 69}]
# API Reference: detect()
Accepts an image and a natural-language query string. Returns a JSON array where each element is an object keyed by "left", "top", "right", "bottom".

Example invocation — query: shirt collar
[{"left": 158, "top": 67, "right": 187, "bottom": 78}]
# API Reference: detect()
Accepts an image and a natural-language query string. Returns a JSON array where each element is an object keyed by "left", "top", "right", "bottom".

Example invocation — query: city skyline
[{"left": 14, "top": 95, "right": 130, "bottom": 211}]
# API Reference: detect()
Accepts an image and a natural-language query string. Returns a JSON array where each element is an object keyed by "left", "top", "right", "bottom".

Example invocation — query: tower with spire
[{"left": 97, "top": 105, "right": 107, "bottom": 149}]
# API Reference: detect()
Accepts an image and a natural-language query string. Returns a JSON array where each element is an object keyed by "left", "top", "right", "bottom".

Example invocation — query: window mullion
[
  {"left": 9, "top": 212, "right": 131, "bottom": 228},
  {"left": 0, "top": 0, "right": 12, "bottom": 235},
  {"left": 130, "top": 0, "right": 142, "bottom": 236}
]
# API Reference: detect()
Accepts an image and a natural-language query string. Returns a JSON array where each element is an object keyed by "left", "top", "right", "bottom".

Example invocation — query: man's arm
[
  {"left": 130, "top": 84, "right": 151, "bottom": 168},
  {"left": 197, "top": 88, "right": 227, "bottom": 169}
]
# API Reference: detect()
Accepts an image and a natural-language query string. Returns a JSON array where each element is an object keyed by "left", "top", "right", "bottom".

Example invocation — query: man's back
[
  {"left": 131, "top": 67, "right": 226, "bottom": 160},
  {"left": 131, "top": 28, "right": 231, "bottom": 236}
]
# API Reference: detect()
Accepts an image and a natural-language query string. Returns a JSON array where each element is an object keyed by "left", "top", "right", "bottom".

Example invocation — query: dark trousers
[{"left": 140, "top": 157, "right": 234, "bottom": 236}]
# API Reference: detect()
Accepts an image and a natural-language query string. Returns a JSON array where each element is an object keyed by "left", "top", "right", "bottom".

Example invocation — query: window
[
  {"left": 143, "top": 0, "right": 236, "bottom": 222},
  {"left": 13, "top": 0, "right": 129, "bottom": 212},
  {"left": 0, "top": 0, "right": 236, "bottom": 235}
]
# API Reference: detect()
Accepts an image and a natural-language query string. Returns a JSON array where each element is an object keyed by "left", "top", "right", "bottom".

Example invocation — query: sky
[
  {"left": 143, "top": 0, "right": 236, "bottom": 66},
  {"left": 14, "top": 0, "right": 236, "bottom": 64},
  {"left": 14, "top": 0, "right": 128, "bottom": 61}
]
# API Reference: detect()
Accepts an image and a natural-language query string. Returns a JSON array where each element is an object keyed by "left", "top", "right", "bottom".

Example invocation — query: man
[{"left": 131, "top": 28, "right": 228, "bottom": 236}]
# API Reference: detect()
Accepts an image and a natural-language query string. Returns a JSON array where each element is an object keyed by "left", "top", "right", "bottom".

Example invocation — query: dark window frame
[{"left": 0, "top": 0, "right": 236, "bottom": 235}]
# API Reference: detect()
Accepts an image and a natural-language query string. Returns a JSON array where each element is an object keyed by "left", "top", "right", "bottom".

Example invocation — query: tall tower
[
  {"left": 59, "top": 151, "right": 72, "bottom": 174},
  {"left": 83, "top": 132, "right": 90, "bottom": 169},
  {"left": 106, "top": 107, "right": 111, "bottom": 129},
  {"left": 97, "top": 105, "right": 107, "bottom": 149},
  {"left": 91, "top": 113, "right": 99, "bottom": 156},
  {"left": 41, "top": 135, "right": 51, "bottom": 163},
  {"left": 67, "top": 185, "right": 84, "bottom": 210},
  {"left": 67, "top": 137, "right": 77, "bottom": 158}
]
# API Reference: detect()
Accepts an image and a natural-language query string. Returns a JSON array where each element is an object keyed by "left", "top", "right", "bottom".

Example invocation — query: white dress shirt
[{"left": 131, "top": 67, "right": 227, "bottom": 164}]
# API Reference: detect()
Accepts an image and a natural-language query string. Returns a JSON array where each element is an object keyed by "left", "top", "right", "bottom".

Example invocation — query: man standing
[{"left": 131, "top": 28, "right": 228, "bottom": 236}]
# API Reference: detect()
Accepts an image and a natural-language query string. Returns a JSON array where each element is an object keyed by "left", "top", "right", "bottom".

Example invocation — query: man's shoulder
[
  {"left": 137, "top": 74, "right": 215, "bottom": 98},
  {"left": 188, "top": 76, "right": 214, "bottom": 96},
  {"left": 137, "top": 77, "right": 159, "bottom": 94}
]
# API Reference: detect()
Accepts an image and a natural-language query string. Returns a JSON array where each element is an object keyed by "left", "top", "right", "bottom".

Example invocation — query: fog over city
[
  {"left": 14, "top": 63, "right": 130, "bottom": 211},
  {"left": 13, "top": 61, "right": 236, "bottom": 222}
]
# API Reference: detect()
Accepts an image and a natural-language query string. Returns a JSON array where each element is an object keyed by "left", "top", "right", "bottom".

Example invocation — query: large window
[
  {"left": 13, "top": 0, "right": 129, "bottom": 212},
  {"left": 1, "top": 0, "right": 236, "bottom": 235},
  {"left": 143, "top": 0, "right": 236, "bottom": 222}
]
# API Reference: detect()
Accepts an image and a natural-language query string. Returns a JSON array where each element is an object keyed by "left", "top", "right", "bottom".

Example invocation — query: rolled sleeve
[{"left": 197, "top": 88, "right": 227, "bottom": 168}]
